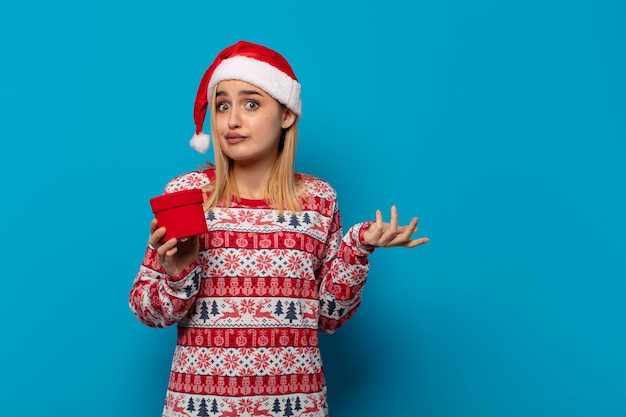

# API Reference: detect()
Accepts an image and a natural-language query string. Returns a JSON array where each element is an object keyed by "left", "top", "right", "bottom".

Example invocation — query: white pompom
[{"left": 189, "top": 133, "right": 211, "bottom": 153}]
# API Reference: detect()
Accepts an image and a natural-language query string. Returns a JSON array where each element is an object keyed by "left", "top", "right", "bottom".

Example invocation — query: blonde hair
[{"left": 202, "top": 89, "right": 304, "bottom": 214}]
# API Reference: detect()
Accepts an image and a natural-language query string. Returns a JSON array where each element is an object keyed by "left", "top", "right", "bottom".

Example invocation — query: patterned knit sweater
[{"left": 129, "top": 169, "right": 374, "bottom": 417}]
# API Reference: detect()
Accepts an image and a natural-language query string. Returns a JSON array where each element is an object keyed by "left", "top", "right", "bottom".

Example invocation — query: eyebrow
[{"left": 215, "top": 89, "right": 265, "bottom": 98}]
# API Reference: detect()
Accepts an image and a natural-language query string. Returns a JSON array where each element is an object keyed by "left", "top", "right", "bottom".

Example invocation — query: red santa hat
[{"left": 189, "top": 40, "right": 302, "bottom": 153}]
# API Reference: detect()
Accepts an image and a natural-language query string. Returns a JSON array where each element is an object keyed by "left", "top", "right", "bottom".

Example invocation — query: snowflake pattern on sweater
[{"left": 129, "top": 170, "right": 374, "bottom": 417}]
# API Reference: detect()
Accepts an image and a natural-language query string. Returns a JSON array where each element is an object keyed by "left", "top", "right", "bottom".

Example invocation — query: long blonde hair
[{"left": 202, "top": 90, "right": 304, "bottom": 214}]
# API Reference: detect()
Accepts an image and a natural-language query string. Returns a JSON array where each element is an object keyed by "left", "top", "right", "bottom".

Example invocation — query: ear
[{"left": 281, "top": 108, "right": 296, "bottom": 129}]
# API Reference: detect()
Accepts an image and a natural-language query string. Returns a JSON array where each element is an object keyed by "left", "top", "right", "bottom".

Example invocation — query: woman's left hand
[{"left": 363, "top": 205, "right": 429, "bottom": 248}]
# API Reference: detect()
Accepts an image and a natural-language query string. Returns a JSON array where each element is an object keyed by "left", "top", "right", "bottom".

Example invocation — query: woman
[{"left": 129, "top": 40, "right": 428, "bottom": 417}]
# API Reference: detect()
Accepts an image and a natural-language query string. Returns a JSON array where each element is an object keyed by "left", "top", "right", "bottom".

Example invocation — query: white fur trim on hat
[
  {"left": 207, "top": 56, "right": 302, "bottom": 118},
  {"left": 189, "top": 133, "right": 211, "bottom": 153}
]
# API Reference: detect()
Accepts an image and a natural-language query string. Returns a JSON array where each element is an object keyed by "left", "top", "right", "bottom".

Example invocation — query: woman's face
[{"left": 213, "top": 80, "right": 295, "bottom": 167}]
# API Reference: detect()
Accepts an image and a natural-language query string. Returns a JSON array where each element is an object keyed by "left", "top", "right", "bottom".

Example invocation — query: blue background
[{"left": 1, "top": 1, "right": 625, "bottom": 416}]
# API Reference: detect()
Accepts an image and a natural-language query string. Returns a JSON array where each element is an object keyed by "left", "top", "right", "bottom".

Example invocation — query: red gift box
[{"left": 149, "top": 188, "right": 208, "bottom": 241}]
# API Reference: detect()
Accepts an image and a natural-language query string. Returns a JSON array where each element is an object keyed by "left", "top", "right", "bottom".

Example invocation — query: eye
[
  {"left": 216, "top": 102, "right": 230, "bottom": 112},
  {"left": 244, "top": 100, "right": 259, "bottom": 110}
]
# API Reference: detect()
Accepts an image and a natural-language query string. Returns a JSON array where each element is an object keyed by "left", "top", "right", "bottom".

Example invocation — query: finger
[
  {"left": 149, "top": 226, "right": 168, "bottom": 248},
  {"left": 164, "top": 245, "right": 179, "bottom": 258},
  {"left": 404, "top": 237, "right": 430, "bottom": 248},
  {"left": 150, "top": 218, "right": 159, "bottom": 234},
  {"left": 389, "top": 205, "right": 399, "bottom": 231},
  {"left": 375, "top": 209, "right": 383, "bottom": 230},
  {"left": 377, "top": 206, "right": 401, "bottom": 246},
  {"left": 397, "top": 217, "right": 419, "bottom": 240},
  {"left": 382, "top": 221, "right": 419, "bottom": 247},
  {"left": 157, "top": 237, "right": 178, "bottom": 257},
  {"left": 369, "top": 209, "right": 384, "bottom": 243}
]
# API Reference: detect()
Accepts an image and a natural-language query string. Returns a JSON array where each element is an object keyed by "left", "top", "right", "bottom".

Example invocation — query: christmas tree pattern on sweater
[{"left": 129, "top": 170, "right": 374, "bottom": 417}]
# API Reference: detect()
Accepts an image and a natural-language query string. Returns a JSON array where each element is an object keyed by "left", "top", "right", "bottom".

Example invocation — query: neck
[{"left": 232, "top": 161, "right": 274, "bottom": 200}]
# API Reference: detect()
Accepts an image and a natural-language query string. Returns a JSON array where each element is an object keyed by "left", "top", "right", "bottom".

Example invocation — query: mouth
[{"left": 225, "top": 133, "right": 247, "bottom": 144}]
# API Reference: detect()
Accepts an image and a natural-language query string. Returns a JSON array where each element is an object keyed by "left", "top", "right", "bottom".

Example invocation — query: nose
[{"left": 228, "top": 106, "right": 241, "bottom": 129}]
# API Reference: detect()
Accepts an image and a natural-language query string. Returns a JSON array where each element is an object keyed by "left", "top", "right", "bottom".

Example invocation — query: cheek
[
  {"left": 254, "top": 117, "right": 279, "bottom": 135},
  {"left": 268, "top": 122, "right": 284, "bottom": 142},
  {"left": 214, "top": 114, "right": 228, "bottom": 130}
]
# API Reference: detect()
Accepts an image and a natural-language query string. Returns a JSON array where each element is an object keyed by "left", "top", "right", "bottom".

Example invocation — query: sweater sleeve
[
  {"left": 128, "top": 246, "right": 202, "bottom": 328},
  {"left": 317, "top": 201, "right": 375, "bottom": 334},
  {"left": 128, "top": 171, "right": 209, "bottom": 328}
]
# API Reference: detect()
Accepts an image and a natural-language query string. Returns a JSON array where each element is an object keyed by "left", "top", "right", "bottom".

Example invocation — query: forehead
[{"left": 214, "top": 80, "right": 267, "bottom": 95}]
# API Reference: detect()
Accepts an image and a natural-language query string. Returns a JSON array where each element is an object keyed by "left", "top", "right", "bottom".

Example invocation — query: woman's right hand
[{"left": 148, "top": 218, "right": 200, "bottom": 277}]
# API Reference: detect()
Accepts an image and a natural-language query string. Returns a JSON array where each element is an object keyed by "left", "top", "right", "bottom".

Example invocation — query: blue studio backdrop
[{"left": 1, "top": 1, "right": 625, "bottom": 416}]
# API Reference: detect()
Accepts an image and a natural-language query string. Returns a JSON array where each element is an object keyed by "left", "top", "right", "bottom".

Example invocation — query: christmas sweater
[{"left": 129, "top": 169, "right": 374, "bottom": 417}]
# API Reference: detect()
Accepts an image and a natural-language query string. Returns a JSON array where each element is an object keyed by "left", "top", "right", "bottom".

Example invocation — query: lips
[{"left": 225, "top": 133, "right": 247, "bottom": 144}]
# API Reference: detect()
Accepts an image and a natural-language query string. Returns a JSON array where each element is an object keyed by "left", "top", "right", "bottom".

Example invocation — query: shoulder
[
  {"left": 164, "top": 169, "right": 213, "bottom": 194},
  {"left": 296, "top": 172, "right": 337, "bottom": 201}
]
